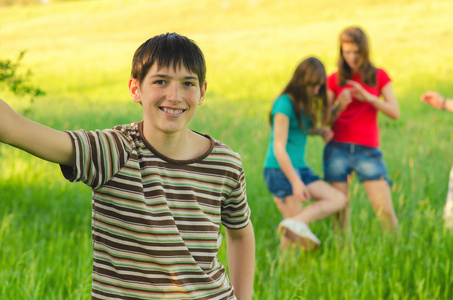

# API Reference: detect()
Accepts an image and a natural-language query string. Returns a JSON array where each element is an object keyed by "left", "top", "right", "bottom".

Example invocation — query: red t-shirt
[{"left": 327, "top": 69, "right": 391, "bottom": 148}]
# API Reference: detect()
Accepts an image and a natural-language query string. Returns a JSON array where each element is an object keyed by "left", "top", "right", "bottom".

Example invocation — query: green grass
[{"left": 1, "top": 0, "right": 453, "bottom": 299}]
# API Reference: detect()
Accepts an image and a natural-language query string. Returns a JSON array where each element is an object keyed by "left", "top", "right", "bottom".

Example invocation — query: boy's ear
[
  {"left": 198, "top": 81, "right": 207, "bottom": 105},
  {"left": 129, "top": 77, "right": 141, "bottom": 103}
]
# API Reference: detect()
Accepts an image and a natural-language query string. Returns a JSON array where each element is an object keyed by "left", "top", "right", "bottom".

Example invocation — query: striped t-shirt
[{"left": 60, "top": 121, "right": 250, "bottom": 300}]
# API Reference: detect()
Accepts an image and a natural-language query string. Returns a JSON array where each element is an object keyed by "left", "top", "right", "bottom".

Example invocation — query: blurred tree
[{"left": 0, "top": 50, "right": 45, "bottom": 113}]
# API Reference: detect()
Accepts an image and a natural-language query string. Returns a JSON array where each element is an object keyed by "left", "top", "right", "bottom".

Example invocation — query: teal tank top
[{"left": 263, "top": 94, "right": 311, "bottom": 169}]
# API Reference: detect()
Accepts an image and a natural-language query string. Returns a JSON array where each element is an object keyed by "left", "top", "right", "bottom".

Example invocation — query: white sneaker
[{"left": 278, "top": 218, "right": 320, "bottom": 250}]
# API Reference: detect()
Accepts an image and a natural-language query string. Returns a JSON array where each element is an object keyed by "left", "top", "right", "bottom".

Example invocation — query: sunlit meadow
[{"left": 1, "top": 0, "right": 453, "bottom": 299}]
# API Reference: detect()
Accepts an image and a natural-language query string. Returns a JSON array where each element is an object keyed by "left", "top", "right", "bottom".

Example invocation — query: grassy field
[{"left": 1, "top": 0, "right": 453, "bottom": 299}]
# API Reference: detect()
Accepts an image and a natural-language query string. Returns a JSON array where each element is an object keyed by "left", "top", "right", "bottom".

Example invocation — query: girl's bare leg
[
  {"left": 330, "top": 181, "right": 350, "bottom": 231},
  {"left": 274, "top": 181, "right": 346, "bottom": 249},
  {"left": 362, "top": 179, "right": 398, "bottom": 231},
  {"left": 292, "top": 181, "right": 347, "bottom": 224}
]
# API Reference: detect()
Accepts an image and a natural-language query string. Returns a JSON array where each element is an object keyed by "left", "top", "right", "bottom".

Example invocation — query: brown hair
[
  {"left": 270, "top": 57, "right": 329, "bottom": 131},
  {"left": 337, "top": 26, "right": 377, "bottom": 86},
  {"left": 131, "top": 33, "right": 206, "bottom": 88}
]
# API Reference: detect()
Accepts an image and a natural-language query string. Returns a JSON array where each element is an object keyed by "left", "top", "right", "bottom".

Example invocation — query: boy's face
[{"left": 129, "top": 63, "right": 207, "bottom": 136}]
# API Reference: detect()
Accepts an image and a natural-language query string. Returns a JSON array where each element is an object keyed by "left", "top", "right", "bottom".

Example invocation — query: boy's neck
[{"left": 141, "top": 123, "right": 210, "bottom": 161}]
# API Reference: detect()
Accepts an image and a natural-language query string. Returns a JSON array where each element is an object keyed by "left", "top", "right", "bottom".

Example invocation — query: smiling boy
[{"left": 0, "top": 33, "right": 255, "bottom": 300}]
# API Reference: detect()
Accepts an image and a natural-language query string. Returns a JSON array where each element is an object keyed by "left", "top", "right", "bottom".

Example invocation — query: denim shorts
[
  {"left": 263, "top": 167, "right": 320, "bottom": 201},
  {"left": 323, "top": 141, "right": 392, "bottom": 186}
]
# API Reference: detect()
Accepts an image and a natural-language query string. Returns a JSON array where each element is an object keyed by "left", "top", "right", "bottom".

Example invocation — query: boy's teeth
[{"left": 162, "top": 108, "right": 183, "bottom": 115}]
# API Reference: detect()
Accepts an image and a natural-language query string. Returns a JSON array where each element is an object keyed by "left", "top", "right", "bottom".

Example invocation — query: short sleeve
[
  {"left": 377, "top": 69, "right": 391, "bottom": 90},
  {"left": 60, "top": 129, "right": 132, "bottom": 189},
  {"left": 221, "top": 167, "right": 250, "bottom": 230},
  {"left": 272, "top": 94, "right": 294, "bottom": 119},
  {"left": 327, "top": 72, "right": 339, "bottom": 94}
]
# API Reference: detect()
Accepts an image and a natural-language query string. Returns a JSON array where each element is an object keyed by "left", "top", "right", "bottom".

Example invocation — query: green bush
[{"left": 0, "top": 50, "right": 45, "bottom": 112}]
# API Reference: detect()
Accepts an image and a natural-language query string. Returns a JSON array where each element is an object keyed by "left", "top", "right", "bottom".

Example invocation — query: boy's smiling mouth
[{"left": 160, "top": 107, "right": 185, "bottom": 116}]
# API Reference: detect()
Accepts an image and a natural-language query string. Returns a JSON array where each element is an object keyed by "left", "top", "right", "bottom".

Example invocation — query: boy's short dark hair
[{"left": 131, "top": 33, "right": 206, "bottom": 88}]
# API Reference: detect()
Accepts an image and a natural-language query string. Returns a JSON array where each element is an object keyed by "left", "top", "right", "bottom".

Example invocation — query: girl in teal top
[{"left": 263, "top": 57, "right": 347, "bottom": 250}]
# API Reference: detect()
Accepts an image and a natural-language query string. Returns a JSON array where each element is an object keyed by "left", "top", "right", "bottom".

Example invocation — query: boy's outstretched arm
[
  {"left": 0, "top": 99, "right": 74, "bottom": 166},
  {"left": 225, "top": 222, "right": 255, "bottom": 300}
]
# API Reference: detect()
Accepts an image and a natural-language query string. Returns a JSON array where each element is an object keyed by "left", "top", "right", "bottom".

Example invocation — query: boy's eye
[
  {"left": 184, "top": 81, "right": 196, "bottom": 87},
  {"left": 154, "top": 80, "right": 166, "bottom": 85}
]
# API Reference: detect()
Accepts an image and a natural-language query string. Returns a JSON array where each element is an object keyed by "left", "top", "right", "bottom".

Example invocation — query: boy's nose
[{"left": 166, "top": 83, "right": 182, "bottom": 102}]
